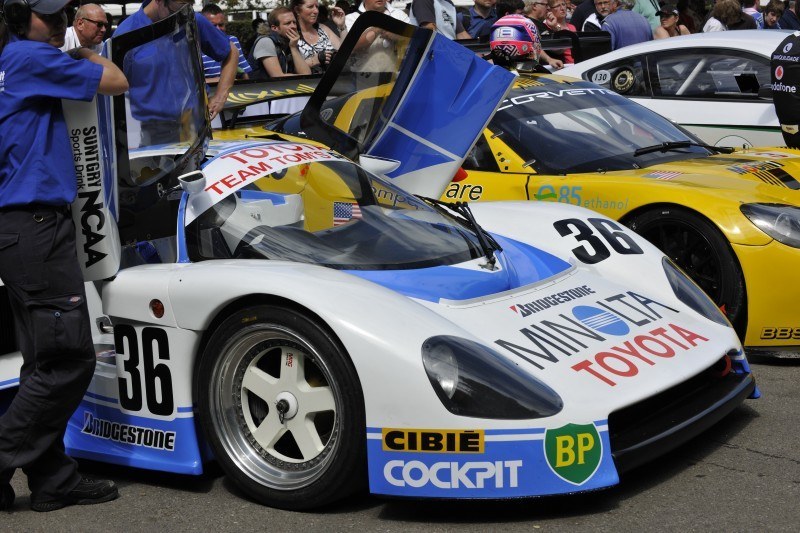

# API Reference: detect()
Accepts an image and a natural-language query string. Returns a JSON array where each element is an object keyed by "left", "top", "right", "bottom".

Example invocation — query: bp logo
[
  {"left": 544, "top": 423, "right": 602, "bottom": 485},
  {"left": 776, "top": 65, "right": 784, "bottom": 80},
  {"left": 572, "top": 305, "right": 630, "bottom": 336}
]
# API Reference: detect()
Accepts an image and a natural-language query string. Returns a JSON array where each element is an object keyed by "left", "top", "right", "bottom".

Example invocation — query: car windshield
[
  {"left": 184, "top": 143, "right": 482, "bottom": 270},
  {"left": 492, "top": 82, "right": 712, "bottom": 174}
]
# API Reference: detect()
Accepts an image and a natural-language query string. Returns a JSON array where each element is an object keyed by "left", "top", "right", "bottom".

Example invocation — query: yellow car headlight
[{"left": 740, "top": 203, "right": 800, "bottom": 248}]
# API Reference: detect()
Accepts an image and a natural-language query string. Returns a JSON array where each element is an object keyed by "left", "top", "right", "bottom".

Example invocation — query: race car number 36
[{"left": 554, "top": 218, "right": 643, "bottom": 264}]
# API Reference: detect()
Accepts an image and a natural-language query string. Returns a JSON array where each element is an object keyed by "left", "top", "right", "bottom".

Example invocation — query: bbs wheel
[
  {"left": 196, "top": 305, "right": 366, "bottom": 510},
  {"left": 627, "top": 207, "right": 747, "bottom": 335}
]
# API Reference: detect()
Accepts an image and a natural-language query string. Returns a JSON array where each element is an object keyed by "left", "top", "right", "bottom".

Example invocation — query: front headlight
[
  {"left": 662, "top": 257, "right": 729, "bottom": 327},
  {"left": 422, "top": 336, "right": 563, "bottom": 419},
  {"left": 740, "top": 203, "right": 800, "bottom": 248}
]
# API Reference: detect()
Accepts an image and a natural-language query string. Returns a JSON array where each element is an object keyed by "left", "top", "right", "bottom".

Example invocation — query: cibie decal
[
  {"left": 544, "top": 423, "right": 601, "bottom": 485},
  {"left": 185, "top": 143, "right": 346, "bottom": 224},
  {"left": 382, "top": 429, "right": 484, "bottom": 453},
  {"left": 776, "top": 65, "right": 784, "bottom": 80}
]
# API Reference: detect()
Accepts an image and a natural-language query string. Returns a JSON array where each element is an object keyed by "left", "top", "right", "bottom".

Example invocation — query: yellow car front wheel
[{"left": 627, "top": 207, "right": 747, "bottom": 336}]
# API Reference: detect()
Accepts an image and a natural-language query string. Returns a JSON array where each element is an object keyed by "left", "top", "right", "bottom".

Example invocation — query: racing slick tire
[
  {"left": 196, "top": 305, "right": 367, "bottom": 510},
  {"left": 627, "top": 207, "right": 747, "bottom": 336}
]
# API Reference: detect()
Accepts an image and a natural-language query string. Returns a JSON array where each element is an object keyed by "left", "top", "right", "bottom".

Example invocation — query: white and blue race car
[{"left": 0, "top": 10, "right": 758, "bottom": 510}]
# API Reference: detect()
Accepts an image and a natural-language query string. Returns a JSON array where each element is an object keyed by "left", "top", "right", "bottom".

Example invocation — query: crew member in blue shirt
[
  {"left": 0, "top": 0, "right": 127, "bottom": 512},
  {"left": 115, "top": 0, "right": 237, "bottom": 122}
]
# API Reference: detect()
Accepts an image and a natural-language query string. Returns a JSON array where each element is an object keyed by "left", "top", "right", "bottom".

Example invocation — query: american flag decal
[
  {"left": 644, "top": 170, "right": 682, "bottom": 180},
  {"left": 333, "top": 202, "right": 362, "bottom": 226}
]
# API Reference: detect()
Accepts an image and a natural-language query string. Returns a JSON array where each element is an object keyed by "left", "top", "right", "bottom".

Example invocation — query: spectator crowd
[{"left": 64, "top": 0, "right": 796, "bottom": 76}]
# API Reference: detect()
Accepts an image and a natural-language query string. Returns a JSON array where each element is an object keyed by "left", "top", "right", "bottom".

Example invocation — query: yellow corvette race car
[
  {"left": 441, "top": 74, "right": 800, "bottom": 358},
  {"left": 216, "top": 23, "right": 800, "bottom": 358}
]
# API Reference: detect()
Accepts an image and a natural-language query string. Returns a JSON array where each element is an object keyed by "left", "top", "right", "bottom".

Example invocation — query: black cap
[
  {"left": 3, "top": 0, "right": 71, "bottom": 15},
  {"left": 657, "top": 4, "right": 679, "bottom": 16}
]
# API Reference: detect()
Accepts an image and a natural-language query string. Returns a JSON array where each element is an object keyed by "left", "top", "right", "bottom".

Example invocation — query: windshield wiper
[
  {"left": 416, "top": 196, "right": 503, "bottom": 271},
  {"left": 634, "top": 141, "right": 735, "bottom": 157}
]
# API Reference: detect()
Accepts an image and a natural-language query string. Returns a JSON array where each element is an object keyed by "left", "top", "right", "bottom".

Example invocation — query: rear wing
[{"left": 210, "top": 75, "right": 323, "bottom": 129}]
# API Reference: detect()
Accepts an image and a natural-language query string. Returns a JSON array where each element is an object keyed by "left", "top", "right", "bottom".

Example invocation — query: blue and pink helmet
[{"left": 489, "top": 14, "right": 542, "bottom": 63}]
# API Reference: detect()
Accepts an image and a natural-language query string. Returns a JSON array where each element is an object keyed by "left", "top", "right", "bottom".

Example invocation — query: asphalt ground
[{"left": 2, "top": 358, "right": 798, "bottom": 532}]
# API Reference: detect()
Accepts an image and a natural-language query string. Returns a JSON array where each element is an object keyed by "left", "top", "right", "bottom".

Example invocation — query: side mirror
[
  {"left": 178, "top": 170, "right": 206, "bottom": 194},
  {"left": 358, "top": 154, "right": 401, "bottom": 177}
]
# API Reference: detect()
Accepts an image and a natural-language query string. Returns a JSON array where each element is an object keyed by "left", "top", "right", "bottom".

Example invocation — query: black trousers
[{"left": 0, "top": 205, "right": 95, "bottom": 503}]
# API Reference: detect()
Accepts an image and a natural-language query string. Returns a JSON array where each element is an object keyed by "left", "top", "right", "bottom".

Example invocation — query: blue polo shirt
[
  {"left": 115, "top": 4, "right": 231, "bottom": 122},
  {"left": 0, "top": 37, "right": 103, "bottom": 208},
  {"left": 459, "top": 6, "right": 498, "bottom": 39},
  {"left": 203, "top": 35, "right": 251, "bottom": 78},
  {"left": 116, "top": 6, "right": 231, "bottom": 60}
]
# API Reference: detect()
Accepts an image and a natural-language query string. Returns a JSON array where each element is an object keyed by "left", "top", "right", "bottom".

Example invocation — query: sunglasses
[{"left": 81, "top": 17, "right": 110, "bottom": 29}]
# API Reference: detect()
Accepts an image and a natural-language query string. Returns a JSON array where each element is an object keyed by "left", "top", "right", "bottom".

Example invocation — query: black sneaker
[
  {"left": 0, "top": 484, "right": 13, "bottom": 511},
  {"left": 31, "top": 477, "right": 118, "bottom": 512}
]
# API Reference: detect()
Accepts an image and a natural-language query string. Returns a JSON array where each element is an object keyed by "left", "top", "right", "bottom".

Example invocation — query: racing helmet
[{"left": 489, "top": 14, "right": 541, "bottom": 64}]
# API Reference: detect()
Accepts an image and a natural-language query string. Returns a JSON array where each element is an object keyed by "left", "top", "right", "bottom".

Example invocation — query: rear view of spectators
[
  {"left": 410, "top": 0, "right": 472, "bottom": 39},
  {"left": 602, "top": 0, "right": 652, "bottom": 49},
  {"left": 703, "top": 0, "right": 756, "bottom": 31},
  {"left": 780, "top": 0, "right": 800, "bottom": 30},
  {"left": 705, "top": 0, "right": 757, "bottom": 31},
  {"left": 458, "top": 0, "right": 500, "bottom": 39},
  {"left": 742, "top": 0, "right": 761, "bottom": 26},
  {"left": 569, "top": 0, "right": 596, "bottom": 30},
  {"left": 676, "top": 0, "right": 702, "bottom": 33},
  {"left": 496, "top": 0, "right": 525, "bottom": 17},
  {"left": 633, "top": 0, "right": 660, "bottom": 29}
]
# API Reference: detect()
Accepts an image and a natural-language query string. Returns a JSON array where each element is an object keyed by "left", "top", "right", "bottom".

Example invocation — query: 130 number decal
[
  {"left": 554, "top": 218, "right": 643, "bottom": 264},
  {"left": 115, "top": 325, "right": 175, "bottom": 416}
]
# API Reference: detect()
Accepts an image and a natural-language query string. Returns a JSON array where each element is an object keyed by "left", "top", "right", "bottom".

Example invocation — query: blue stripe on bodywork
[
  {"left": 347, "top": 236, "right": 571, "bottom": 302},
  {"left": 366, "top": 426, "right": 617, "bottom": 498},
  {"left": 65, "top": 400, "right": 203, "bottom": 475},
  {"left": 177, "top": 192, "right": 190, "bottom": 263},
  {"left": 0, "top": 378, "right": 19, "bottom": 390}
]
